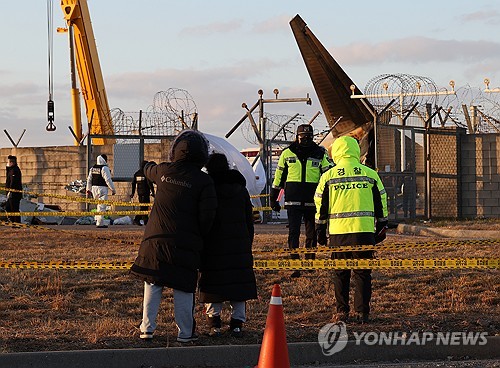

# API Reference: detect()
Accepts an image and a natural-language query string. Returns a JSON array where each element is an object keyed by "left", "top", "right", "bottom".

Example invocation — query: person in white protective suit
[{"left": 85, "top": 154, "right": 116, "bottom": 228}]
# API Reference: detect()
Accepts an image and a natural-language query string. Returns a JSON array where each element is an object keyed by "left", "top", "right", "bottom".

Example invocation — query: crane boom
[{"left": 61, "top": 0, "right": 113, "bottom": 145}]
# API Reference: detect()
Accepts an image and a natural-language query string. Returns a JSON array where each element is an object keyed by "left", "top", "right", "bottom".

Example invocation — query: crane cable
[{"left": 46, "top": 0, "right": 56, "bottom": 131}]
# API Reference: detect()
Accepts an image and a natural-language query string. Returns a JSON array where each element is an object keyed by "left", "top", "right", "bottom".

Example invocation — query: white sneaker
[{"left": 140, "top": 331, "right": 153, "bottom": 340}]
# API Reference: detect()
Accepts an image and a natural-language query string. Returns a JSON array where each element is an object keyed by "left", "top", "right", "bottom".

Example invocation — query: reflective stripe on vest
[{"left": 329, "top": 211, "right": 375, "bottom": 219}]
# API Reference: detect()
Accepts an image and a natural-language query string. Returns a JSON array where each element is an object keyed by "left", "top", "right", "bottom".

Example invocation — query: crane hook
[{"left": 46, "top": 99, "right": 56, "bottom": 131}]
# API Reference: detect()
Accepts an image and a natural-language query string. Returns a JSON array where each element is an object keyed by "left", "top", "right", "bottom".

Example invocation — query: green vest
[
  {"left": 272, "top": 144, "right": 332, "bottom": 207},
  {"left": 314, "top": 137, "right": 388, "bottom": 234}
]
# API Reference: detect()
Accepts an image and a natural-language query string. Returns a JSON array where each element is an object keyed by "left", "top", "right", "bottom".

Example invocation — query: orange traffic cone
[{"left": 256, "top": 284, "right": 290, "bottom": 368}]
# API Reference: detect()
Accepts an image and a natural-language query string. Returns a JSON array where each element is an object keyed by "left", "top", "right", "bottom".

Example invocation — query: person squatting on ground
[
  {"left": 314, "top": 136, "right": 388, "bottom": 323},
  {"left": 5, "top": 155, "right": 22, "bottom": 223},
  {"left": 130, "top": 130, "right": 217, "bottom": 343},
  {"left": 198, "top": 153, "right": 257, "bottom": 337},
  {"left": 130, "top": 160, "right": 155, "bottom": 226},
  {"left": 270, "top": 124, "right": 332, "bottom": 277},
  {"left": 86, "top": 154, "right": 116, "bottom": 228}
]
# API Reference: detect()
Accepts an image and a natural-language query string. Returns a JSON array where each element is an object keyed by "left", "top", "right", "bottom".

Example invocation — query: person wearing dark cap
[
  {"left": 198, "top": 153, "right": 257, "bottom": 337},
  {"left": 5, "top": 155, "right": 22, "bottom": 223},
  {"left": 130, "top": 130, "right": 217, "bottom": 343},
  {"left": 270, "top": 124, "right": 332, "bottom": 277},
  {"left": 85, "top": 154, "right": 116, "bottom": 228},
  {"left": 130, "top": 160, "right": 155, "bottom": 226}
]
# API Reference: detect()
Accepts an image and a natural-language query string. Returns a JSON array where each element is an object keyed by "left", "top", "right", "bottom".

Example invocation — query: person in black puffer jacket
[
  {"left": 130, "top": 130, "right": 217, "bottom": 343},
  {"left": 198, "top": 153, "right": 257, "bottom": 337},
  {"left": 5, "top": 155, "right": 23, "bottom": 223}
]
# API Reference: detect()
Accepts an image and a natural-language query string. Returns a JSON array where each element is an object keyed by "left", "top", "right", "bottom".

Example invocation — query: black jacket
[
  {"left": 271, "top": 141, "right": 330, "bottom": 208},
  {"left": 131, "top": 168, "right": 155, "bottom": 197},
  {"left": 198, "top": 169, "right": 257, "bottom": 302},
  {"left": 130, "top": 131, "right": 217, "bottom": 292},
  {"left": 6, "top": 164, "right": 22, "bottom": 199}
]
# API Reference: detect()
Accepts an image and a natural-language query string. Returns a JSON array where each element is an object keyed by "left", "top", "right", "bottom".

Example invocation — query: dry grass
[{"left": 0, "top": 225, "right": 498, "bottom": 353}]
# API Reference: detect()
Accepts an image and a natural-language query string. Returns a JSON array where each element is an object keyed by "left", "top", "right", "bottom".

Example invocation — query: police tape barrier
[
  {"left": 252, "top": 258, "right": 499, "bottom": 270},
  {"left": 253, "top": 206, "right": 272, "bottom": 212},
  {"left": 0, "top": 258, "right": 497, "bottom": 270},
  {"left": 0, "top": 210, "right": 150, "bottom": 217},
  {"left": 0, "top": 220, "right": 140, "bottom": 246},
  {"left": 253, "top": 238, "right": 500, "bottom": 255},
  {"left": 0, "top": 186, "right": 153, "bottom": 207},
  {"left": 1, "top": 186, "right": 266, "bottom": 206},
  {"left": 0, "top": 261, "right": 134, "bottom": 270},
  {"left": 250, "top": 194, "right": 269, "bottom": 198}
]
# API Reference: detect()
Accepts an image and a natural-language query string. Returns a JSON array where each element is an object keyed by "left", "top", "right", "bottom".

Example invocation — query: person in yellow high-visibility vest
[
  {"left": 314, "top": 136, "right": 388, "bottom": 323},
  {"left": 271, "top": 124, "right": 332, "bottom": 277}
]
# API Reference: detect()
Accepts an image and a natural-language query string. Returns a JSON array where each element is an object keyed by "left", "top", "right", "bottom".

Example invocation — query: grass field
[{"left": 0, "top": 224, "right": 498, "bottom": 353}]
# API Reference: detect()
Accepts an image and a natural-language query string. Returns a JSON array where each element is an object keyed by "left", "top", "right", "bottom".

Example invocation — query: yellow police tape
[
  {"left": 0, "top": 210, "right": 149, "bottom": 217},
  {"left": 251, "top": 194, "right": 269, "bottom": 198},
  {"left": 253, "top": 258, "right": 499, "bottom": 270},
  {"left": 0, "top": 208, "right": 272, "bottom": 217},
  {"left": 1, "top": 186, "right": 268, "bottom": 208},
  {"left": 253, "top": 206, "right": 272, "bottom": 212},
  {"left": 0, "top": 186, "right": 151, "bottom": 207},
  {"left": 0, "top": 258, "right": 497, "bottom": 270}
]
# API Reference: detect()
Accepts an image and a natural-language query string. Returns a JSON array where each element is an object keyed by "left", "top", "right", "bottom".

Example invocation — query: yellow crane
[{"left": 59, "top": 0, "right": 113, "bottom": 145}]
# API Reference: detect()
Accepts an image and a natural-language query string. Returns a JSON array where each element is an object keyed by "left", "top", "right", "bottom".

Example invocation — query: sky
[{"left": 2, "top": 0, "right": 500, "bottom": 150}]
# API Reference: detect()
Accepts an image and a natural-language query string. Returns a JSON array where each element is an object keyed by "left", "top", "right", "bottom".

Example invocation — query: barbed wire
[
  {"left": 240, "top": 112, "right": 330, "bottom": 146},
  {"left": 363, "top": 74, "right": 500, "bottom": 133},
  {"left": 364, "top": 73, "right": 439, "bottom": 115},
  {"left": 112, "top": 88, "right": 196, "bottom": 137},
  {"left": 108, "top": 81, "right": 500, "bottom": 139}
]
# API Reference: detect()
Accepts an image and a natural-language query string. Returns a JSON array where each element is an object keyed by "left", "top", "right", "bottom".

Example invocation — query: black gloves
[
  {"left": 316, "top": 224, "right": 327, "bottom": 245},
  {"left": 270, "top": 188, "right": 282, "bottom": 212},
  {"left": 375, "top": 220, "right": 388, "bottom": 244},
  {"left": 271, "top": 201, "right": 281, "bottom": 212},
  {"left": 270, "top": 188, "right": 280, "bottom": 203}
]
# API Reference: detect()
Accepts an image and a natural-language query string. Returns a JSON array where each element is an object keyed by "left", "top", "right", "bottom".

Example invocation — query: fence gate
[
  {"left": 376, "top": 124, "right": 463, "bottom": 220},
  {"left": 376, "top": 124, "right": 426, "bottom": 220}
]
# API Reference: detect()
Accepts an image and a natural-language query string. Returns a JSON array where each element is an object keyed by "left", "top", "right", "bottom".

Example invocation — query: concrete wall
[
  {"left": 0, "top": 140, "right": 172, "bottom": 212},
  {"left": 460, "top": 133, "right": 500, "bottom": 218}
]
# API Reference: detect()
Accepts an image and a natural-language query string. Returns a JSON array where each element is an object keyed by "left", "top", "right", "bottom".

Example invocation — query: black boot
[{"left": 229, "top": 318, "right": 243, "bottom": 337}]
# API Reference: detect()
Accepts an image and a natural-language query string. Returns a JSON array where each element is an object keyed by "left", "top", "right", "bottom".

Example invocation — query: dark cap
[
  {"left": 7, "top": 155, "right": 17, "bottom": 161},
  {"left": 297, "top": 124, "right": 313, "bottom": 135},
  {"left": 100, "top": 154, "right": 108, "bottom": 162}
]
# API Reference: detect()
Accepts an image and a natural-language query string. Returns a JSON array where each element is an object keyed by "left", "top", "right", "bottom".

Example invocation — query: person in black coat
[
  {"left": 130, "top": 130, "right": 217, "bottom": 343},
  {"left": 5, "top": 155, "right": 22, "bottom": 223},
  {"left": 198, "top": 153, "right": 257, "bottom": 337},
  {"left": 130, "top": 160, "right": 155, "bottom": 225}
]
